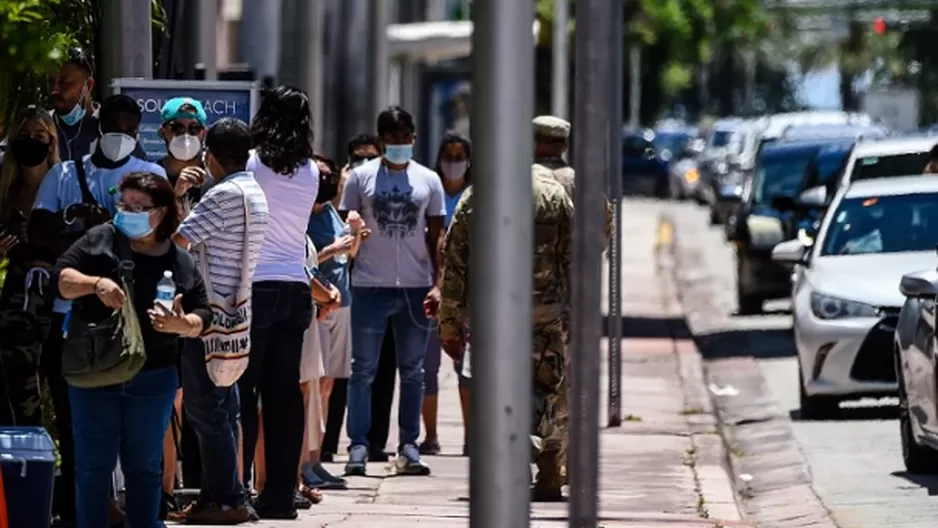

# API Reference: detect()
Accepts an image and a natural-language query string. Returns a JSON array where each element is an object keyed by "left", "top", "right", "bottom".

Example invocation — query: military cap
[{"left": 533, "top": 115, "right": 571, "bottom": 140}]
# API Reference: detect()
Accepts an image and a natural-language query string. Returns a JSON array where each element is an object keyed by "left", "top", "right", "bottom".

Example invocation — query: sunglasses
[{"left": 166, "top": 122, "right": 204, "bottom": 136}]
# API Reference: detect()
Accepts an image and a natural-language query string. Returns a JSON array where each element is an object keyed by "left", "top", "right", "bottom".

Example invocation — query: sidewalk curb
[
  {"left": 659, "top": 213, "right": 840, "bottom": 528},
  {"left": 652, "top": 216, "right": 748, "bottom": 525}
]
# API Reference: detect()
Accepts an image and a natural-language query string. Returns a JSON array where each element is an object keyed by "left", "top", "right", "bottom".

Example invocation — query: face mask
[
  {"left": 440, "top": 160, "right": 468, "bottom": 181},
  {"left": 57, "top": 87, "right": 88, "bottom": 126},
  {"left": 317, "top": 180, "right": 338, "bottom": 204},
  {"left": 383, "top": 144, "right": 413, "bottom": 165},
  {"left": 168, "top": 134, "right": 202, "bottom": 161},
  {"left": 10, "top": 137, "right": 50, "bottom": 167},
  {"left": 99, "top": 132, "right": 136, "bottom": 162},
  {"left": 114, "top": 210, "right": 154, "bottom": 239}
]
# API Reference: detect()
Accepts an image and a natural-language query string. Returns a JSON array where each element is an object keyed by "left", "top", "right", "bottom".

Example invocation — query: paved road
[{"left": 665, "top": 199, "right": 938, "bottom": 528}]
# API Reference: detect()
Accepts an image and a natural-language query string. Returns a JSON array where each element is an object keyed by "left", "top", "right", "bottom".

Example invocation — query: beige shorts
[
  {"left": 300, "top": 310, "right": 325, "bottom": 383},
  {"left": 317, "top": 306, "right": 352, "bottom": 378}
]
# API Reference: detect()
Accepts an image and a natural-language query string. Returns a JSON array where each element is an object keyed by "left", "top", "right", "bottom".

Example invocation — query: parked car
[
  {"left": 779, "top": 123, "right": 890, "bottom": 143},
  {"left": 667, "top": 138, "right": 706, "bottom": 201},
  {"left": 774, "top": 176, "right": 938, "bottom": 419},
  {"left": 708, "top": 119, "right": 759, "bottom": 225},
  {"left": 622, "top": 129, "right": 669, "bottom": 197},
  {"left": 778, "top": 139, "right": 856, "bottom": 240},
  {"left": 728, "top": 139, "right": 836, "bottom": 314}
]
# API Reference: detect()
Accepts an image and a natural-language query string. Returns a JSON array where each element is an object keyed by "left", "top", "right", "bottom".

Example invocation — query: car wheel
[
  {"left": 798, "top": 367, "right": 839, "bottom": 420},
  {"left": 709, "top": 208, "right": 720, "bottom": 226},
  {"left": 898, "top": 378, "right": 938, "bottom": 473},
  {"left": 735, "top": 257, "right": 762, "bottom": 315},
  {"left": 654, "top": 178, "right": 669, "bottom": 200}
]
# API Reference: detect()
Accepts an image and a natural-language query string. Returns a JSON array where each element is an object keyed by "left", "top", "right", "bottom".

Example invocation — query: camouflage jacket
[
  {"left": 438, "top": 172, "right": 574, "bottom": 343},
  {"left": 533, "top": 156, "right": 613, "bottom": 247}
]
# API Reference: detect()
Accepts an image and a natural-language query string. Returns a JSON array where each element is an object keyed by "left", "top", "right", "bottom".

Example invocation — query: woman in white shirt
[{"left": 237, "top": 86, "right": 319, "bottom": 519}]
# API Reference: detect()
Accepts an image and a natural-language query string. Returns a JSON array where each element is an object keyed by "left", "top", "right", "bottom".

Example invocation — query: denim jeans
[
  {"left": 180, "top": 339, "right": 244, "bottom": 506},
  {"left": 69, "top": 367, "right": 177, "bottom": 528},
  {"left": 238, "top": 281, "right": 313, "bottom": 508},
  {"left": 347, "top": 287, "right": 430, "bottom": 449}
]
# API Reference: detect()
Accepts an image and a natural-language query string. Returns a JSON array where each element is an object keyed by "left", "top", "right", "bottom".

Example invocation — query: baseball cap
[{"left": 161, "top": 97, "right": 207, "bottom": 124}]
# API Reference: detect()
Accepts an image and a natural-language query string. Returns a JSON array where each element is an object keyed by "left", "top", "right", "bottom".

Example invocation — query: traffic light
[{"left": 873, "top": 17, "right": 886, "bottom": 35}]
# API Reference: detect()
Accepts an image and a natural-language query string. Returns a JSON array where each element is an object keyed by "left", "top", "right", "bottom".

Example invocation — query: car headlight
[{"left": 810, "top": 292, "right": 878, "bottom": 320}]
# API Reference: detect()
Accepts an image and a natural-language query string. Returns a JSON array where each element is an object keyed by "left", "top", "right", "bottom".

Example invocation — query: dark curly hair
[
  {"left": 250, "top": 85, "right": 314, "bottom": 175},
  {"left": 433, "top": 133, "right": 472, "bottom": 184}
]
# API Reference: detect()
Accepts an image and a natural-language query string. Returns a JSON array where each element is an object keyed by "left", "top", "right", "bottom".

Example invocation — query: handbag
[
  {"left": 61, "top": 227, "right": 147, "bottom": 388},
  {"left": 197, "top": 180, "right": 252, "bottom": 387}
]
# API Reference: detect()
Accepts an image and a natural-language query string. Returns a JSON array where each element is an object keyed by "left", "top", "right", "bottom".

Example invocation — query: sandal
[{"left": 298, "top": 484, "right": 323, "bottom": 505}]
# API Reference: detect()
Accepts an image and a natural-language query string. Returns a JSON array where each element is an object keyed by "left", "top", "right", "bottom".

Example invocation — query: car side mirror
[
  {"left": 797, "top": 186, "right": 828, "bottom": 208},
  {"left": 771, "top": 239, "right": 807, "bottom": 265},
  {"left": 899, "top": 272, "right": 938, "bottom": 298}
]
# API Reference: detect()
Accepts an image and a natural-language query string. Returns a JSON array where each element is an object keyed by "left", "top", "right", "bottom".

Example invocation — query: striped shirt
[{"left": 178, "top": 171, "right": 269, "bottom": 298}]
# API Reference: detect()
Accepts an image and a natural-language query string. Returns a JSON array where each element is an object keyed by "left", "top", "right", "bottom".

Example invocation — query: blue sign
[{"left": 113, "top": 80, "right": 257, "bottom": 162}]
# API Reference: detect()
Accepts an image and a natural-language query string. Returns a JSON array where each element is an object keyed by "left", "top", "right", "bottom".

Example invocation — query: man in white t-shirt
[
  {"left": 339, "top": 106, "right": 446, "bottom": 476},
  {"left": 173, "top": 118, "right": 268, "bottom": 524}
]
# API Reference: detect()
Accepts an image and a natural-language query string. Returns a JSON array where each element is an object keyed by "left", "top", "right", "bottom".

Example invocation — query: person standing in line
[
  {"left": 237, "top": 86, "right": 319, "bottom": 520},
  {"left": 170, "top": 118, "right": 268, "bottom": 524},
  {"left": 340, "top": 106, "right": 445, "bottom": 476},
  {"left": 30, "top": 94, "right": 166, "bottom": 527},
  {"left": 418, "top": 133, "right": 473, "bottom": 457},
  {"left": 155, "top": 96, "right": 211, "bottom": 517},
  {"left": 48, "top": 48, "right": 146, "bottom": 162},
  {"left": 439, "top": 162, "right": 574, "bottom": 502}
]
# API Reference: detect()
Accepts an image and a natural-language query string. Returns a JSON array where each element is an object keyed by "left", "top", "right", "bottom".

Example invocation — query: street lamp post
[
  {"left": 469, "top": 0, "right": 535, "bottom": 527},
  {"left": 551, "top": 0, "right": 569, "bottom": 119},
  {"left": 607, "top": 0, "right": 624, "bottom": 430}
]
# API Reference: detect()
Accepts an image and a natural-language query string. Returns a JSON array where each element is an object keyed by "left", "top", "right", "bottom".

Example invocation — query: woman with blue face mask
[{"left": 52, "top": 172, "right": 212, "bottom": 528}]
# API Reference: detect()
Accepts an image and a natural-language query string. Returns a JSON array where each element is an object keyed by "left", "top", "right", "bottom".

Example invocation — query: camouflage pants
[
  {"left": 531, "top": 319, "right": 569, "bottom": 478},
  {"left": 0, "top": 264, "right": 52, "bottom": 426}
]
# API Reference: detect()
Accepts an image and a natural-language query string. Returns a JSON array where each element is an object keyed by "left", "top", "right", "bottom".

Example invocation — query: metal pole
[
  {"left": 628, "top": 44, "right": 641, "bottom": 128},
  {"left": 606, "top": 0, "right": 624, "bottom": 429},
  {"left": 296, "top": 0, "right": 326, "bottom": 152},
  {"left": 469, "top": 0, "right": 533, "bottom": 527},
  {"left": 551, "top": 0, "right": 569, "bottom": 118},
  {"left": 370, "top": 0, "right": 390, "bottom": 118},
  {"left": 240, "top": 0, "right": 282, "bottom": 81},
  {"left": 120, "top": 0, "right": 153, "bottom": 78},
  {"left": 197, "top": 0, "right": 218, "bottom": 80},
  {"left": 571, "top": 0, "right": 610, "bottom": 525}
]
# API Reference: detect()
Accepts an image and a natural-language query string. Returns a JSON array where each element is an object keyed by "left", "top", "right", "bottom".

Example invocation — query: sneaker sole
[
  {"left": 396, "top": 466, "right": 431, "bottom": 476},
  {"left": 344, "top": 466, "right": 366, "bottom": 476}
]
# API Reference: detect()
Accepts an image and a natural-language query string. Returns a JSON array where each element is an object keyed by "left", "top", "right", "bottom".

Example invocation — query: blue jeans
[
  {"left": 69, "top": 367, "right": 177, "bottom": 528},
  {"left": 347, "top": 287, "right": 430, "bottom": 449},
  {"left": 180, "top": 339, "right": 244, "bottom": 506}
]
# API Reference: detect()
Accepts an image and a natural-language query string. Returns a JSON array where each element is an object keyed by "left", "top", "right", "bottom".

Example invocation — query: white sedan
[{"left": 772, "top": 175, "right": 938, "bottom": 419}]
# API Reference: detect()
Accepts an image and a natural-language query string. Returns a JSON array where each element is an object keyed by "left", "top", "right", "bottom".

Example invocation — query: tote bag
[{"left": 197, "top": 180, "right": 253, "bottom": 387}]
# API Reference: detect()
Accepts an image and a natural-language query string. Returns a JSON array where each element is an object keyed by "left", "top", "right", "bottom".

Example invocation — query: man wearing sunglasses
[{"left": 159, "top": 98, "right": 211, "bottom": 212}]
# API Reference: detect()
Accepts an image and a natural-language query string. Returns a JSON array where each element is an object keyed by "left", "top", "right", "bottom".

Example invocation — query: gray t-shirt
[{"left": 340, "top": 158, "right": 445, "bottom": 288}]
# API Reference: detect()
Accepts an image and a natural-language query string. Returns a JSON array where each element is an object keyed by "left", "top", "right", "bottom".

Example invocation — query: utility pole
[
  {"left": 370, "top": 0, "right": 390, "bottom": 118},
  {"left": 98, "top": 0, "right": 153, "bottom": 88},
  {"left": 628, "top": 44, "right": 641, "bottom": 128},
  {"left": 571, "top": 0, "right": 611, "bottom": 524},
  {"left": 240, "top": 0, "right": 283, "bottom": 82},
  {"left": 469, "top": 0, "right": 534, "bottom": 526},
  {"left": 295, "top": 0, "right": 326, "bottom": 151},
  {"left": 606, "top": 0, "right": 624, "bottom": 430},
  {"left": 197, "top": 0, "right": 218, "bottom": 80},
  {"left": 551, "top": 0, "right": 569, "bottom": 119}
]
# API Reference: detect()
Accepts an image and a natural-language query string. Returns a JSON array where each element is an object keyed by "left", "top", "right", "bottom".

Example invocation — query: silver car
[{"left": 773, "top": 175, "right": 938, "bottom": 419}]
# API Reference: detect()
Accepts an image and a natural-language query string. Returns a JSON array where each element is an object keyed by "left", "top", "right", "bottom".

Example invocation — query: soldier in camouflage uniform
[
  {"left": 439, "top": 164, "right": 574, "bottom": 502},
  {"left": 532, "top": 115, "right": 613, "bottom": 244}
]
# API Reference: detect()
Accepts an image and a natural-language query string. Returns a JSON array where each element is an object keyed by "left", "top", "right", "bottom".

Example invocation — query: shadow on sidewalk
[
  {"left": 891, "top": 471, "right": 938, "bottom": 495},
  {"left": 693, "top": 327, "right": 796, "bottom": 360},
  {"left": 603, "top": 315, "right": 692, "bottom": 340}
]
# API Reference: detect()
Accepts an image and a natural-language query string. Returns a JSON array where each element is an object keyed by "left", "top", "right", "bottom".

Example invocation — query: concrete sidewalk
[{"left": 185, "top": 199, "right": 748, "bottom": 527}]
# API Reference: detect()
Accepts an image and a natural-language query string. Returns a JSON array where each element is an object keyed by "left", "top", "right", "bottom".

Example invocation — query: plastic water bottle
[
  {"left": 461, "top": 335, "right": 472, "bottom": 379},
  {"left": 155, "top": 271, "right": 176, "bottom": 311},
  {"left": 334, "top": 224, "right": 352, "bottom": 265}
]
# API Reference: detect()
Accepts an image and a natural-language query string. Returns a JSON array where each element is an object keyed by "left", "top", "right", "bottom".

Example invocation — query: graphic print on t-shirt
[{"left": 373, "top": 185, "right": 420, "bottom": 239}]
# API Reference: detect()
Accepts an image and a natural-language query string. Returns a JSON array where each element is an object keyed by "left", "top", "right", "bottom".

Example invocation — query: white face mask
[
  {"left": 168, "top": 134, "right": 202, "bottom": 161},
  {"left": 441, "top": 160, "right": 468, "bottom": 181},
  {"left": 99, "top": 132, "right": 137, "bottom": 162}
]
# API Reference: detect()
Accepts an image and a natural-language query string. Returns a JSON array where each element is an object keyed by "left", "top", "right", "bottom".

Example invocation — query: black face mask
[
  {"left": 10, "top": 137, "right": 50, "bottom": 168},
  {"left": 317, "top": 178, "right": 338, "bottom": 204}
]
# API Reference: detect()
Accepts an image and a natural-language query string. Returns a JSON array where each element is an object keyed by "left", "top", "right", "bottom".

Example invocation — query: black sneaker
[
  {"left": 293, "top": 490, "right": 312, "bottom": 510},
  {"left": 252, "top": 496, "right": 299, "bottom": 520}
]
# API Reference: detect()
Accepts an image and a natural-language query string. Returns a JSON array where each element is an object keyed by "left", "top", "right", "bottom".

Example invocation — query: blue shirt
[
  {"left": 307, "top": 203, "right": 350, "bottom": 307},
  {"left": 34, "top": 154, "right": 167, "bottom": 313},
  {"left": 444, "top": 187, "right": 468, "bottom": 227}
]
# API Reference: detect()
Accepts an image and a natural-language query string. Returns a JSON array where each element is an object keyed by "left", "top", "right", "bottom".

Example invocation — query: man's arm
[
  {"left": 558, "top": 193, "right": 574, "bottom": 320},
  {"left": 438, "top": 189, "right": 472, "bottom": 343},
  {"left": 337, "top": 168, "right": 360, "bottom": 223},
  {"left": 173, "top": 190, "right": 228, "bottom": 249},
  {"left": 426, "top": 173, "right": 447, "bottom": 286}
]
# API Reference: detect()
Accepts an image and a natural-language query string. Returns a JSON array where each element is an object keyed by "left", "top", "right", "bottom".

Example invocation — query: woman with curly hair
[{"left": 238, "top": 85, "right": 320, "bottom": 519}]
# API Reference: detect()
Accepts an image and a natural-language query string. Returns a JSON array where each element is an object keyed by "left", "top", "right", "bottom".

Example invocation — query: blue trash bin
[{"left": 0, "top": 426, "right": 56, "bottom": 528}]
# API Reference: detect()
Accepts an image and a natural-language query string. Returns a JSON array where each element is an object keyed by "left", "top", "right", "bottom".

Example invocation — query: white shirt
[{"left": 247, "top": 150, "right": 319, "bottom": 284}]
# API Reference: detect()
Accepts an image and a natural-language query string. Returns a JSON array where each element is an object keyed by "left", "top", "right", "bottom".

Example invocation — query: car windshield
[
  {"left": 711, "top": 130, "right": 733, "bottom": 147},
  {"left": 821, "top": 193, "right": 938, "bottom": 256},
  {"left": 753, "top": 153, "right": 813, "bottom": 204},
  {"left": 850, "top": 152, "right": 929, "bottom": 181},
  {"left": 816, "top": 151, "right": 849, "bottom": 185}
]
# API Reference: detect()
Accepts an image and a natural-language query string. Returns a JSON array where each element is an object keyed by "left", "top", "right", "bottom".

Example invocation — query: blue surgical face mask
[
  {"left": 59, "top": 102, "right": 87, "bottom": 126},
  {"left": 114, "top": 211, "right": 154, "bottom": 239},
  {"left": 384, "top": 144, "right": 413, "bottom": 165}
]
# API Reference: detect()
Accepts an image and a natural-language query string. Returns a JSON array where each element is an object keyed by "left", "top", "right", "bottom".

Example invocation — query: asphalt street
[{"left": 659, "top": 198, "right": 938, "bottom": 528}]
